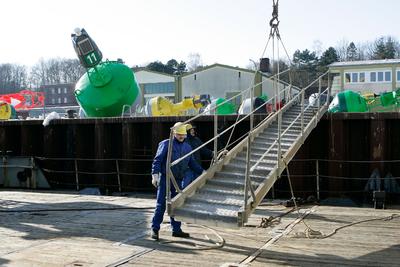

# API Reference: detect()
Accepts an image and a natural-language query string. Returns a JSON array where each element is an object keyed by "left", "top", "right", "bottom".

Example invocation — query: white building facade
[
  {"left": 329, "top": 59, "right": 400, "bottom": 95},
  {"left": 133, "top": 69, "right": 176, "bottom": 103},
  {"left": 180, "top": 64, "right": 286, "bottom": 108}
]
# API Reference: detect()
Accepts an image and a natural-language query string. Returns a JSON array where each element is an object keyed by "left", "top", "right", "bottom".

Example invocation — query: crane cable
[{"left": 220, "top": 0, "right": 292, "bottom": 159}]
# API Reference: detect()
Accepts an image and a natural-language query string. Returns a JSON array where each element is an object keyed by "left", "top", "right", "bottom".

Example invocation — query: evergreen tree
[
  {"left": 372, "top": 36, "right": 399, "bottom": 59},
  {"left": 177, "top": 61, "right": 187, "bottom": 74},
  {"left": 319, "top": 47, "right": 339, "bottom": 66},
  {"left": 146, "top": 61, "right": 166, "bottom": 73},
  {"left": 293, "top": 49, "right": 318, "bottom": 68},
  {"left": 146, "top": 59, "right": 187, "bottom": 75},
  {"left": 346, "top": 42, "right": 358, "bottom": 61},
  {"left": 292, "top": 49, "right": 319, "bottom": 87},
  {"left": 372, "top": 38, "right": 387, "bottom": 59},
  {"left": 318, "top": 47, "right": 339, "bottom": 72},
  {"left": 385, "top": 37, "right": 397, "bottom": 59}
]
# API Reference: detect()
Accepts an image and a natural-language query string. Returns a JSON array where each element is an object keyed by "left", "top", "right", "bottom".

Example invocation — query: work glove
[{"left": 152, "top": 173, "right": 160, "bottom": 187}]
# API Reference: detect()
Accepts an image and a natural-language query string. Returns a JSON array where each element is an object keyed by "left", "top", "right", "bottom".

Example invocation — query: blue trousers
[
  {"left": 151, "top": 176, "right": 183, "bottom": 233},
  {"left": 181, "top": 170, "right": 197, "bottom": 188}
]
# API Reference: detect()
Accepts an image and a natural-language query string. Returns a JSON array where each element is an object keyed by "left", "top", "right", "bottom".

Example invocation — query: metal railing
[
  {"left": 34, "top": 157, "right": 153, "bottom": 192},
  {"left": 165, "top": 68, "right": 332, "bottom": 217},
  {"left": 165, "top": 69, "right": 293, "bottom": 198},
  {"left": 244, "top": 71, "right": 331, "bottom": 208}
]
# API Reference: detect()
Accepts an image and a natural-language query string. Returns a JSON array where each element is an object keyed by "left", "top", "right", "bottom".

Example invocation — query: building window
[
  {"left": 385, "top": 71, "right": 391, "bottom": 82},
  {"left": 345, "top": 73, "right": 351, "bottom": 83},
  {"left": 143, "top": 82, "right": 175, "bottom": 94},
  {"left": 58, "top": 98, "right": 61, "bottom": 104},
  {"left": 370, "top": 72, "right": 376, "bottom": 82},
  {"left": 397, "top": 71, "right": 400, "bottom": 81},
  {"left": 377, "top": 72, "right": 384, "bottom": 82},
  {"left": 64, "top": 97, "right": 67, "bottom": 103},
  {"left": 345, "top": 72, "right": 365, "bottom": 83},
  {"left": 51, "top": 98, "right": 55, "bottom": 104},
  {"left": 64, "top": 88, "right": 67, "bottom": 94},
  {"left": 58, "top": 88, "right": 61, "bottom": 94},
  {"left": 370, "top": 71, "right": 392, "bottom": 83},
  {"left": 351, "top": 73, "right": 358, "bottom": 83},
  {"left": 51, "top": 88, "right": 55, "bottom": 94},
  {"left": 359, "top": 72, "right": 365, "bottom": 82}
]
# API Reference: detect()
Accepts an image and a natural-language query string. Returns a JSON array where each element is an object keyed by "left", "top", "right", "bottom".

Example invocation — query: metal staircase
[{"left": 166, "top": 72, "right": 331, "bottom": 228}]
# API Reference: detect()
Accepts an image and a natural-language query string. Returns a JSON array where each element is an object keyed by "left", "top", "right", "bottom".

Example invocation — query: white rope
[{"left": 158, "top": 223, "right": 225, "bottom": 250}]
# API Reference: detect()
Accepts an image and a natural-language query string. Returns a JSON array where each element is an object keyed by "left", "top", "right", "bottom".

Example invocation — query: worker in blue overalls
[
  {"left": 150, "top": 122, "right": 204, "bottom": 240},
  {"left": 183, "top": 123, "right": 214, "bottom": 188}
]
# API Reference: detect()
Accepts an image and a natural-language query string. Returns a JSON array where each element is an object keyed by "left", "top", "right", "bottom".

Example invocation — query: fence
[{"left": 4, "top": 157, "right": 392, "bottom": 203}]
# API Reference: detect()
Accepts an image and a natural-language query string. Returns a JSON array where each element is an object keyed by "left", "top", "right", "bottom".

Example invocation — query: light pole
[{"left": 249, "top": 59, "right": 258, "bottom": 71}]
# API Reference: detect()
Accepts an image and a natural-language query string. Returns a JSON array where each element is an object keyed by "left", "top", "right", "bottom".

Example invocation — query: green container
[
  {"left": 380, "top": 91, "right": 396, "bottom": 107},
  {"left": 10, "top": 105, "right": 16, "bottom": 119},
  {"left": 329, "top": 90, "right": 368, "bottom": 113},
  {"left": 215, "top": 98, "right": 236, "bottom": 115},
  {"left": 75, "top": 61, "right": 140, "bottom": 117}
]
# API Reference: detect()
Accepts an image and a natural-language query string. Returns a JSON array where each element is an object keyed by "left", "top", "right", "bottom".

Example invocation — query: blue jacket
[
  {"left": 186, "top": 135, "right": 213, "bottom": 165},
  {"left": 152, "top": 138, "right": 203, "bottom": 180}
]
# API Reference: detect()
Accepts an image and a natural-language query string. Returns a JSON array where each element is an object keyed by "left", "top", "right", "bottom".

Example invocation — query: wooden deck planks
[
  {"left": 251, "top": 206, "right": 400, "bottom": 267},
  {"left": 1, "top": 191, "right": 399, "bottom": 267}
]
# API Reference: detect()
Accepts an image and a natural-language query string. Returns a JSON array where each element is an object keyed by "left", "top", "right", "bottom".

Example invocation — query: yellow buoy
[{"left": 0, "top": 101, "right": 12, "bottom": 120}]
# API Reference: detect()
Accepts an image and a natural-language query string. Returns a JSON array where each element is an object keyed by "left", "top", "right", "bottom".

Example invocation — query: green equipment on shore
[
  {"left": 204, "top": 98, "right": 236, "bottom": 115},
  {"left": 71, "top": 28, "right": 141, "bottom": 117},
  {"left": 328, "top": 90, "right": 368, "bottom": 113},
  {"left": 329, "top": 89, "right": 400, "bottom": 113}
]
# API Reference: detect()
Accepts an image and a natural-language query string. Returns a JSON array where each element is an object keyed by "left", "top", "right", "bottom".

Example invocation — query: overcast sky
[{"left": 1, "top": 0, "right": 399, "bottom": 68}]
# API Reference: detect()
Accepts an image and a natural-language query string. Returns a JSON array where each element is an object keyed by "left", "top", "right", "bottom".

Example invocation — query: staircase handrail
[
  {"left": 250, "top": 86, "right": 329, "bottom": 173},
  {"left": 246, "top": 71, "right": 330, "bottom": 206},
  {"left": 170, "top": 84, "right": 293, "bottom": 168}
]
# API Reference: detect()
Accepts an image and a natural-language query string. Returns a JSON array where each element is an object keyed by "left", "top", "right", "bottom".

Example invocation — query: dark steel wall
[
  {"left": 0, "top": 115, "right": 261, "bottom": 193},
  {"left": 1, "top": 113, "right": 400, "bottom": 200}
]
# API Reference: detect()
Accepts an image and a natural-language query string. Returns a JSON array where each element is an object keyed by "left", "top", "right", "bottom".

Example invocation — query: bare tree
[
  {"left": 29, "top": 58, "right": 85, "bottom": 87},
  {"left": 60, "top": 59, "right": 85, "bottom": 83},
  {"left": 335, "top": 39, "right": 350, "bottom": 61},
  {"left": 356, "top": 41, "right": 374, "bottom": 60},
  {"left": 0, "top": 63, "right": 28, "bottom": 93},
  {"left": 312, "top": 40, "right": 324, "bottom": 58},
  {"left": 187, "top": 53, "right": 203, "bottom": 72},
  {"left": 29, "top": 58, "right": 48, "bottom": 88}
]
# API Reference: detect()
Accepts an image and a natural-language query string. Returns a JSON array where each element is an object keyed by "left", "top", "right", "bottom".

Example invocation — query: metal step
[
  {"left": 214, "top": 170, "right": 267, "bottom": 180},
  {"left": 223, "top": 162, "right": 275, "bottom": 174},
  {"left": 250, "top": 146, "right": 289, "bottom": 156},
  {"left": 174, "top": 201, "right": 240, "bottom": 227},
  {"left": 255, "top": 135, "right": 297, "bottom": 143},
  {"left": 258, "top": 131, "right": 299, "bottom": 139},
  {"left": 189, "top": 192, "right": 244, "bottom": 207},
  {"left": 262, "top": 129, "right": 301, "bottom": 138},
  {"left": 170, "top": 101, "right": 327, "bottom": 228},
  {"left": 282, "top": 118, "right": 312, "bottom": 125},
  {"left": 231, "top": 156, "right": 279, "bottom": 166},
  {"left": 289, "top": 106, "right": 318, "bottom": 112},
  {"left": 235, "top": 151, "right": 277, "bottom": 161},
  {"left": 283, "top": 112, "right": 314, "bottom": 119},
  {"left": 265, "top": 124, "right": 311, "bottom": 134},
  {"left": 197, "top": 183, "right": 245, "bottom": 196},
  {"left": 261, "top": 124, "right": 301, "bottom": 132},
  {"left": 252, "top": 140, "right": 293, "bottom": 148},
  {"left": 207, "top": 176, "right": 264, "bottom": 189},
  {"left": 269, "top": 124, "right": 302, "bottom": 131}
]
